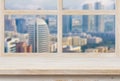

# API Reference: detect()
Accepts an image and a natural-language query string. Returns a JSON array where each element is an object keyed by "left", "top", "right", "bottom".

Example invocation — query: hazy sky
[
  {"left": 5, "top": 0, "right": 57, "bottom": 10},
  {"left": 5, "top": 0, "right": 115, "bottom": 10}
]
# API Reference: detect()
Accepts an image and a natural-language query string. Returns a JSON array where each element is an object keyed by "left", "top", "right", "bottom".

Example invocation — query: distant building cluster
[
  {"left": 63, "top": 33, "right": 104, "bottom": 53},
  {"left": 63, "top": 32, "right": 115, "bottom": 53},
  {"left": 63, "top": 36, "right": 87, "bottom": 52},
  {"left": 85, "top": 46, "right": 109, "bottom": 53}
]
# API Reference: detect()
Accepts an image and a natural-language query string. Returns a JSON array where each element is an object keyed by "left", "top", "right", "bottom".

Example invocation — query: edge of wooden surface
[{"left": 0, "top": 69, "right": 120, "bottom": 75}]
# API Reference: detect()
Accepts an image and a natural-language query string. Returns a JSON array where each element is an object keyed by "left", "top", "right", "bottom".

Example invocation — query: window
[
  {"left": 0, "top": 0, "right": 120, "bottom": 56},
  {"left": 62, "top": 15, "right": 115, "bottom": 53},
  {"left": 4, "top": 15, "right": 57, "bottom": 53}
]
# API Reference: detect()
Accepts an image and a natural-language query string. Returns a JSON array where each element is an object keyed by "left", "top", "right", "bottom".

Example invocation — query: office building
[
  {"left": 16, "top": 18, "right": 27, "bottom": 33},
  {"left": 95, "top": 2, "right": 104, "bottom": 32},
  {"left": 28, "top": 18, "right": 50, "bottom": 53},
  {"left": 63, "top": 15, "right": 72, "bottom": 34},
  {"left": 82, "top": 4, "right": 94, "bottom": 32}
]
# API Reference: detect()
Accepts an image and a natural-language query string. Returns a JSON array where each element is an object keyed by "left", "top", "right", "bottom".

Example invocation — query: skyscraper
[
  {"left": 63, "top": 15, "right": 72, "bottom": 34},
  {"left": 16, "top": 18, "right": 27, "bottom": 33},
  {"left": 28, "top": 17, "right": 50, "bottom": 53},
  {"left": 36, "top": 18, "right": 50, "bottom": 53},
  {"left": 5, "top": 15, "right": 17, "bottom": 32},
  {"left": 82, "top": 4, "right": 94, "bottom": 32},
  {"left": 27, "top": 19, "right": 36, "bottom": 52},
  {"left": 95, "top": 2, "right": 104, "bottom": 33}
]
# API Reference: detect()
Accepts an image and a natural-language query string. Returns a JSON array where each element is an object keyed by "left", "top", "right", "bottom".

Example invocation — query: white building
[
  {"left": 36, "top": 18, "right": 50, "bottom": 53},
  {"left": 5, "top": 37, "right": 19, "bottom": 53},
  {"left": 27, "top": 19, "right": 36, "bottom": 52},
  {"left": 28, "top": 18, "right": 50, "bottom": 53}
]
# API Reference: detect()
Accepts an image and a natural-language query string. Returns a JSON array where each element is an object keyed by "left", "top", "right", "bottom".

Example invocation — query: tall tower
[
  {"left": 27, "top": 19, "right": 36, "bottom": 52},
  {"left": 82, "top": 4, "right": 94, "bottom": 32},
  {"left": 16, "top": 18, "right": 27, "bottom": 33},
  {"left": 28, "top": 18, "right": 50, "bottom": 53},
  {"left": 63, "top": 15, "right": 72, "bottom": 34},
  {"left": 95, "top": 2, "right": 104, "bottom": 33},
  {"left": 36, "top": 18, "right": 50, "bottom": 53}
]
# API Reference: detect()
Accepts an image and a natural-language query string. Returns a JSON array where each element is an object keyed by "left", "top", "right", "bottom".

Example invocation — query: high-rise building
[
  {"left": 5, "top": 37, "right": 19, "bottom": 53},
  {"left": 63, "top": 15, "right": 72, "bottom": 34},
  {"left": 82, "top": 4, "right": 94, "bottom": 32},
  {"left": 95, "top": 2, "right": 104, "bottom": 33},
  {"left": 27, "top": 19, "right": 36, "bottom": 52},
  {"left": 5, "top": 15, "right": 17, "bottom": 32},
  {"left": 36, "top": 15, "right": 49, "bottom": 25},
  {"left": 28, "top": 18, "right": 50, "bottom": 53},
  {"left": 16, "top": 42, "right": 32, "bottom": 53},
  {"left": 16, "top": 18, "right": 27, "bottom": 33},
  {"left": 36, "top": 18, "right": 50, "bottom": 53},
  {"left": 95, "top": 2, "right": 103, "bottom": 10}
]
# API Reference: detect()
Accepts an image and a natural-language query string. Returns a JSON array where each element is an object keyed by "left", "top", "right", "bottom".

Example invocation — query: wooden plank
[{"left": 0, "top": 69, "right": 120, "bottom": 75}]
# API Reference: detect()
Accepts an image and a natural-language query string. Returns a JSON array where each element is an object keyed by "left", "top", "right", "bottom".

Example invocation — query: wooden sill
[{"left": 0, "top": 69, "right": 120, "bottom": 75}]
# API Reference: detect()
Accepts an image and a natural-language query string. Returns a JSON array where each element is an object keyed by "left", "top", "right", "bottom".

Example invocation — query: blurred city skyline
[
  {"left": 4, "top": 0, "right": 115, "bottom": 53},
  {"left": 4, "top": 14, "right": 115, "bottom": 53}
]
